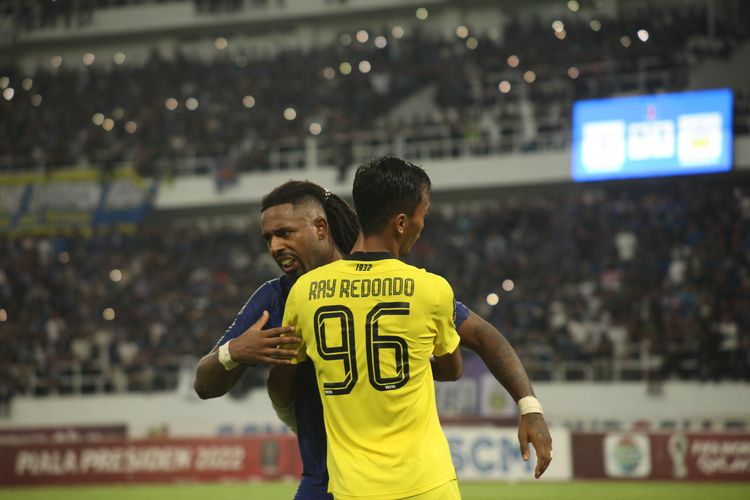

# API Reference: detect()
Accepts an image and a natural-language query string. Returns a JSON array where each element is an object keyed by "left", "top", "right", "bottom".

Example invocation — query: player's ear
[
  {"left": 314, "top": 217, "right": 328, "bottom": 240},
  {"left": 394, "top": 213, "right": 407, "bottom": 235}
]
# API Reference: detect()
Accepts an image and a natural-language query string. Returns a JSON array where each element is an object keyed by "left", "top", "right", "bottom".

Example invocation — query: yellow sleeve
[
  {"left": 431, "top": 276, "right": 461, "bottom": 356},
  {"left": 282, "top": 282, "right": 308, "bottom": 363}
]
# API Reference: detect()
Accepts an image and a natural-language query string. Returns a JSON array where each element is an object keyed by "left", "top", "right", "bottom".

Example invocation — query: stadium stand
[
  {"left": 0, "top": 6, "right": 750, "bottom": 500},
  {"left": 1, "top": 0, "right": 748, "bottom": 176},
  {"left": 2, "top": 4, "right": 750, "bottom": 495},
  {"left": 1, "top": 174, "right": 748, "bottom": 399},
  {"left": 0, "top": 0, "right": 748, "bottom": 402},
  {"left": 0, "top": 0, "right": 247, "bottom": 33}
]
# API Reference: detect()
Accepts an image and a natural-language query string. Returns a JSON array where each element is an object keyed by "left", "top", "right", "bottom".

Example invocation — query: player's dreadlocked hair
[{"left": 261, "top": 181, "right": 360, "bottom": 254}]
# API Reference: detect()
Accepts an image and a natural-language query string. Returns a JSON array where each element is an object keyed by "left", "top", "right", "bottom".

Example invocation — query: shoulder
[
  {"left": 257, "top": 276, "right": 285, "bottom": 295},
  {"left": 420, "top": 269, "right": 453, "bottom": 292},
  {"left": 248, "top": 276, "right": 288, "bottom": 305},
  {"left": 395, "top": 262, "right": 453, "bottom": 297},
  {"left": 391, "top": 260, "right": 451, "bottom": 287},
  {"left": 220, "top": 276, "right": 288, "bottom": 341},
  {"left": 420, "top": 271, "right": 454, "bottom": 311}
]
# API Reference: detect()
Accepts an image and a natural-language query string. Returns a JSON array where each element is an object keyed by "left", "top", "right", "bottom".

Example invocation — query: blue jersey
[{"left": 218, "top": 274, "right": 470, "bottom": 500}]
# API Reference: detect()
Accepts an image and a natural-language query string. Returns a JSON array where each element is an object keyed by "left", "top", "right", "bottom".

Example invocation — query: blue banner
[{"left": 0, "top": 168, "right": 154, "bottom": 234}]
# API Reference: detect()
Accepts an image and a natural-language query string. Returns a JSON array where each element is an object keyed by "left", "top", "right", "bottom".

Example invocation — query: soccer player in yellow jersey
[{"left": 282, "top": 156, "right": 463, "bottom": 499}]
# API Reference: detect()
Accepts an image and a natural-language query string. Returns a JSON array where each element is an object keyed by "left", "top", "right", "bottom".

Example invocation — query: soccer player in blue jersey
[{"left": 194, "top": 177, "right": 552, "bottom": 499}]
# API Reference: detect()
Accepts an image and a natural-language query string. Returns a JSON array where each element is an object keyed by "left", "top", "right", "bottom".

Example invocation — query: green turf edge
[{"left": 1, "top": 480, "right": 749, "bottom": 500}]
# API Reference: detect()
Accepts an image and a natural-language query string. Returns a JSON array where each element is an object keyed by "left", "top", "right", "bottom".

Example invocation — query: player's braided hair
[{"left": 261, "top": 181, "right": 360, "bottom": 254}]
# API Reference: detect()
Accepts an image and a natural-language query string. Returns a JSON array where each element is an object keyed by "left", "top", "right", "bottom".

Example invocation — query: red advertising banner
[
  {"left": 0, "top": 435, "right": 302, "bottom": 486},
  {"left": 573, "top": 432, "right": 750, "bottom": 481},
  {"left": 572, "top": 432, "right": 606, "bottom": 479},
  {"left": 0, "top": 425, "right": 127, "bottom": 445},
  {"left": 650, "top": 433, "right": 750, "bottom": 481}
]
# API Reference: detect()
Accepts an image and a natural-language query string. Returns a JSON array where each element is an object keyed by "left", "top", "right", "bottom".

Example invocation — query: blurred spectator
[
  {"left": 1, "top": 175, "right": 749, "bottom": 396},
  {"left": 1, "top": 0, "right": 750, "bottom": 396},
  {"left": 1, "top": 0, "right": 748, "bottom": 175},
  {"left": 0, "top": 374, "right": 14, "bottom": 417}
]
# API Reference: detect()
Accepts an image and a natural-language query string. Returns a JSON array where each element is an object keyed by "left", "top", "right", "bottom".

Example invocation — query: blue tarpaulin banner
[{"left": 0, "top": 168, "right": 154, "bottom": 234}]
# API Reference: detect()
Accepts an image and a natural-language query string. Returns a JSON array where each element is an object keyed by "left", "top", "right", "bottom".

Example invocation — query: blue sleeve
[
  {"left": 215, "top": 281, "right": 276, "bottom": 347},
  {"left": 454, "top": 299, "right": 470, "bottom": 329}
]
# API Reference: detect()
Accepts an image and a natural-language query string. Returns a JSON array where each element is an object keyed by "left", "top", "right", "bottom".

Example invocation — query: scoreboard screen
[{"left": 571, "top": 88, "right": 733, "bottom": 181}]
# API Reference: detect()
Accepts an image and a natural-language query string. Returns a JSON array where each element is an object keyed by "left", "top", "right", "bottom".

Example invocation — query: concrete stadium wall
[
  {"left": 3, "top": 381, "right": 749, "bottom": 438},
  {"left": 155, "top": 139, "right": 750, "bottom": 210},
  {"left": 16, "top": 0, "right": 440, "bottom": 44}
]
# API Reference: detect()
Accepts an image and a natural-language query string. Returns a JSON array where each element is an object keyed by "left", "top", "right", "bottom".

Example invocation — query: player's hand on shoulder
[{"left": 230, "top": 310, "right": 302, "bottom": 365}]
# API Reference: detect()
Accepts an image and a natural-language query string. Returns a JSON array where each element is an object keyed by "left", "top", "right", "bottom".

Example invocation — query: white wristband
[
  {"left": 218, "top": 341, "right": 239, "bottom": 371},
  {"left": 518, "top": 395, "right": 543, "bottom": 415}
]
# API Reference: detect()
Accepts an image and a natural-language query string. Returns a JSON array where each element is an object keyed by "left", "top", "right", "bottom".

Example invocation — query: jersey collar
[{"left": 344, "top": 251, "right": 396, "bottom": 261}]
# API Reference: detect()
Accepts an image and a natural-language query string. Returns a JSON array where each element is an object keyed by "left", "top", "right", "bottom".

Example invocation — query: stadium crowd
[
  {"left": 411, "top": 178, "right": 750, "bottom": 385},
  {"left": 1, "top": 0, "right": 749, "bottom": 403},
  {"left": 1, "top": 176, "right": 748, "bottom": 399},
  {"left": 1, "top": 0, "right": 748, "bottom": 175}
]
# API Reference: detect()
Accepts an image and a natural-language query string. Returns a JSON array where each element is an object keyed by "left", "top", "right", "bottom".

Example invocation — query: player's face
[
  {"left": 399, "top": 190, "right": 430, "bottom": 256},
  {"left": 261, "top": 203, "right": 330, "bottom": 279}
]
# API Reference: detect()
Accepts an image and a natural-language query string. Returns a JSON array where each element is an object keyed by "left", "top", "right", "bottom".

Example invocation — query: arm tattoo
[{"left": 471, "top": 319, "right": 533, "bottom": 402}]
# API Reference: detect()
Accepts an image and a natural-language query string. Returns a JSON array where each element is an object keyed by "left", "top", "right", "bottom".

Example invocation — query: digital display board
[{"left": 571, "top": 88, "right": 733, "bottom": 181}]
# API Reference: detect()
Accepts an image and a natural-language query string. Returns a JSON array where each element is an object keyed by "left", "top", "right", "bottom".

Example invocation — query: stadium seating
[
  {"left": 0, "top": 0, "right": 245, "bottom": 33},
  {"left": 1, "top": 0, "right": 749, "bottom": 400},
  {"left": 1, "top": 175, "right": 748, "bottom": 398},
  {"left": 1, "top": 0, "right": 749, "bottom": 176}
]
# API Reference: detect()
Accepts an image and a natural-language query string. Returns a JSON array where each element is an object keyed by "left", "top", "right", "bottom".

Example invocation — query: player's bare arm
[
  {"left": 431, "top": 349, "right": 463, "bottom": 381},
  {"left": 457, "top": 310, "right": 553, "bottom": 479},
  {"left": 267, "top": 364, "right": 299, "bottom": 432},
  {"left": 267, "top": 364, "right": 298, "bottom": 408},
  {"left": 194, "top": 310, "right": 300, "bottom": 399},
  {"left": 194, "top": 345, "right": 248, "bottom": 399}
]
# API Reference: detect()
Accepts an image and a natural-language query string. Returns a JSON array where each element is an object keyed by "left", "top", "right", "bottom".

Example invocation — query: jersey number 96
[{"left": 314, "top": 302, "right": 410, "bottom": 395}]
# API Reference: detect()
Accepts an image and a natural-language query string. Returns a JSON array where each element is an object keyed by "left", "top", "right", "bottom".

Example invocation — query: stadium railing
[{"left": 16, "top": 346, "right": 684, "bottom": 397}]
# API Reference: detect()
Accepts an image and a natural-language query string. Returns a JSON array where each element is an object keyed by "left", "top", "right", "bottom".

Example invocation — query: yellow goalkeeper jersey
[{"left": 282, "top": 251, "right": 460, "bottom": 499}]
